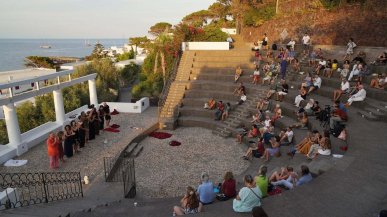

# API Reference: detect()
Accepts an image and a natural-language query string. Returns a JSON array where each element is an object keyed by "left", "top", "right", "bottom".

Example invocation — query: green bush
[{"left": 243, "top": 3, "right": 276, "bottom": 27}]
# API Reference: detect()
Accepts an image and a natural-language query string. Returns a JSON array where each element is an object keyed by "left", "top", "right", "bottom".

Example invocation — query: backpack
[{"left": 272, "top": 44, "right": 277, "bottom": 50}]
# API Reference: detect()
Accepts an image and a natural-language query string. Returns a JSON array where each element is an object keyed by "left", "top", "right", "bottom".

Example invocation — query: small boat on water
[
  {"left": 85, "top": 40, "right": 91, "bottom": 47},
  {"left": 40, "top": 45, "right": 51, "bottom": 49}
]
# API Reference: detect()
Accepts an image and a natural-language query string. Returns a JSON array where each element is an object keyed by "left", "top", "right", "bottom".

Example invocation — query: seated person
[
  {"left": 292, "top": 58, "right": 301, "bottom": 73},
  {"left": 333, "top": 78, "right": 350, "bottom": 101},
  {"left": 242, "top": 137, "right": 265, "bottom": 160},
  {"left": 300, "top": 99, "right": 320, "bottom": 116},
  {"left": 276, "top": 79, "right": 289, "bottom": 101},
  {"left": 220, "top": 171, "right": 236, "bottom": 200},
  {"left": 252, "top": 67, "right": 260, "bottom": 84},
  {"left": 358, "top": 64, "right": 371, "bottom": 82},
  {"left": 328, "top": 59, "right": 338, "bottom": 78},
  {"left": 290, "top": 112, "right": 309, "bottom": 129},
  {"left": 235, "top": 66, "right": 243, "bottom": 82},
  {"left": 269, "top": 166, "right": 293, "bottom": 182},
  {"left": 348, "top": 61, "right": 362, "bottom": 81},
  {"left": 348, "top": 80, "right": 362, "bottom": 95},
  {"left": 330, "top": 102, "right": 348, "bottom": 130},
  {"left": 247, "top": 124, "right": 259, "bottom": 138},
  {"left": 255, "top": 165, "right": 269, "bottom": 198},
  {"left": 173, "top": 186, "right": 203, "bottom": 216},
  {"left": 370, "top": 73, "right": 387, "bottom": 89},
  {"left": 271, "top": 104, "right": 282, "bottom": 123},
  {"left": 340, "top": 60, "right": 351, "bottom": 78},
  {"left": 309, "top": 50, "right": 317, "bottom": 67},
  {"left": 371, "top": 51, "right": 387, "bottom": 65},
  {"left": 214, "top": 101, "right": 225, "bottom": 120},
  {"left": 236, "top": 125, "right": 249, "bottom": 144},
  {"left": 233, "top": 175, "right": 262, "bottom": 213},
  {"left": 296, "top": 130, "right": 320, "bottom": 156},
  {"left": 262, "top": 122, "right": 275, "bottom": 144},
  {"left": 251, "top": 42, "right": 260, "bottom": 51},
  {"left": 302, "top": 72, "right": 313, "bottom": 88},
  {"left": 322, "top": 59, "right": 332, "bottom": 77},
  {"left": 271, "top": 165, "right": 313, "bottom": 190},
  {"left": 259, "top": 115, "right": 272, "bottom": 135},
  {"left": 266, "top": 80, "right": 277, "bottom": 99},
  {"left": 204, "top": 98, "right": 216, "bottom": 110},
  {"left": 251, "top": 109, "right": 264, "bottom": 124},
  {"left": 233, "top": 82, "right": 246, "bottom": 96},
  {"left": 197, "top": 172, "right": 215, "bottom": 205},
  {"left": 279, "top": 127, "right": 294, "bottom": 146},
  {"left": 308, "top": 74, "right": 322, "bottom": 94},
  {"left": 346, "top": 85, "right": 366, "bottom": 106},
  {"left": 315, "top": 48, "right": 324, "bottom": 60},
  {"left": 256, "top": 98, "right": 270, "bottom": 110},
  {"left": 307, "top": 130, "right": 331, "bottom": 159},
  {"left": 352, "top": 51, "right": 366, "bottom": 64},
  {"left": 261, "top": 70, "right": 273, "bottom": 85},
  {"left": 294, "top": 86, "right": 307, "bottom": 108},
  {"left": 221, "top": 102, "right": 231, "bottom": 121},
  {"left": 237, "top": 94, "right": 247, "bottom": 105},
  {"left": 262, "top": 137, "right": 280, "bottom": 162},
  {"left": 315, "top": 58, "right": 326, "bottom": 75}
]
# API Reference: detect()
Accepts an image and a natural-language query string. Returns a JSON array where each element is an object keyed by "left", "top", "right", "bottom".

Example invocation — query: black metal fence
[
  {"left": 0, "top": 172, "right": 83, "bottom": 210},
  {"left": 122, "top": 159, "right": 136, "bottom": 198},
  {"left": 104, "top": 157, "right": 136, "bottom": 198}
]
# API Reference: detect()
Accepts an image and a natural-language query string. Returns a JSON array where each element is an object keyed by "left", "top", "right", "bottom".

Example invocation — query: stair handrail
[{"left": 158, "top": 50, "right": 182, "bottom": 119}]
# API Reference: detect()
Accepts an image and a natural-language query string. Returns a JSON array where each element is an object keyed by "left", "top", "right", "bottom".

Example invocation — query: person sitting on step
[
  {"left": 290, "top": 112, "right": 309, "bottom": 129},
  {"left": 242, "top": 137, "right": 265, "bottom": 160},
  {"left": 232, "top": 175, "right": 262, "bottom": 213},
  {"left": 255, "top": 165, "right": 269, "bottom": 198},
  {"left": 340, "top": 60, "right": 351, "bottom": 78},
  {"left": 214, "top": 101, "right": 224, "bottom": 120},
  {"left": 247, "top": 124, "right": 259, "bottom": 138},
  {"left": 237, "top": 94, "right": 247, "bottom": 105},
  {"left": 271, "top": 165, "right": 313, "bottom": 190},
  {"left": 173, "top": 186, "right": 203, "bottom": 216},
  {"left": 266, "top": 80, "right": 277, "bottom": 99},
  {"left": 271, "top": 104, "right": 282, "bottom": 123},
  {"left": 251, "top": 109, "right": 265, "bottom": 124},
  {"left": 221, "top": 102, "right": 231, "bottom": 121},
  {"left": 233, "top": 82, "right": 246, "bottom": 96},
  {"left": 252, "top": 66, "right": 261, "bottom": 84},
  {"left": 371, "top": 51, "right": 387, "bottom": 65},
  {"left": 315, "top": 57, "right": 326, "bottom": 75},
  {"left": 256, "top": 98, "right": 270, "bottom": 111},
  {"left": 308, "top": 74, "right": 322, "bottom": 94},
  {"left": 307, "top": 130, "right": 331, "bottom": 159},
  {"left": 279, "top": 127, "right": 294, "bottom": 146},
  {"left": 220, "top": 171, "right": 236, "bottom": 200},
  {"left": 370, "top": 73, "right": 387, "bottom": 90},
  {"left": 333, "top": 78, "right": 350, "bottom": 101},
  {"left": 235, "top": 66, "right": 243, "bottom": 82},
  {"left": 197, "top": 172, "right": 215, "bottom": 205},
  {"left": 262, "top": 137, "right": 280, "bottom": 162},
  {"left": 294, "top": 86, "right": 308, "bottom": 108},
  {"left": 269, "top": 166, "right": 293, "bottom": 183},
  {"left": 236, "top": 125, "right": 249, "bottom": 144},
  {"left": 276, "top": 79, "right": 289, "bottom": 101},
  {"left": 345, "top": 84, "right": 366, "bottom": 107}
]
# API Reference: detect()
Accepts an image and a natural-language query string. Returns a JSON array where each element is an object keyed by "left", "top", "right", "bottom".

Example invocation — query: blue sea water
[{"left": 0, "top": 39, "right": 127, "bottom": 72}]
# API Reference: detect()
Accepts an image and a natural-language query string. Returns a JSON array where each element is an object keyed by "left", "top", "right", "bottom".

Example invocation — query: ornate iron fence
[
  {"left": 104, "top": 157, "right": 136, "bottom": 198},
  {"left": 0, "top": 172, "right": 83, "bottom": 210}
]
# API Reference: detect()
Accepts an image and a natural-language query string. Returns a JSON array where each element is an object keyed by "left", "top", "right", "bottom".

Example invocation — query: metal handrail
[{"left": 158, "top": 50, "right": 182, "bottom": 120}]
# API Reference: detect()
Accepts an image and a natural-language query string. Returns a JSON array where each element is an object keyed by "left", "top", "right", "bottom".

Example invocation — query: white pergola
[{"left": 0, "top": 69, "right": 98, "bottom": 157}]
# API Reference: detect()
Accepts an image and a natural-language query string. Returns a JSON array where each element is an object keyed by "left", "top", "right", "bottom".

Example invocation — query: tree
[
  {"left": 35, "top": 93, "right": 56, "bottom": 122},
  {"left": 208, "top": 1, "right": 231, "bottom": 21},
  {"left": 90, "top": 42, "right": 105, "bottom": 59},
  {"left": 129, "top": 36, "right": 149, "bottom": 54},
  {"left": 0, "top": 120, "right": 8, "bottom": 145},
  {"left": 149, "top": 22, "right": 172, "bottom": 36},
  {"left": 16, "top": 102, "right": 41, "bottom": 133},
  {"left": 182, "top": 10, "right": 216, "bottom": 27}
]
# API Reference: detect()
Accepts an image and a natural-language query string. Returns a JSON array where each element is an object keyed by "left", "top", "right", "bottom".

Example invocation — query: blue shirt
[
  {"left": 339, "top": 103, "right": 347, "bottom": 113},
  {"left": 296, "top": 173, "right": 313, "bottom": 186},
  {"left": 197, "top": 181, "right": 215, "bottom": 204}
]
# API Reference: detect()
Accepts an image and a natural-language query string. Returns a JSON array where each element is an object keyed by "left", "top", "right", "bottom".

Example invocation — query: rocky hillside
[{"left": 242, "top": 0, "right": 387, "bottom": 46}]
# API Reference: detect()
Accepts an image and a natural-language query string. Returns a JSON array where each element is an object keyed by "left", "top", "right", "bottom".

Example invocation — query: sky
[{"left": 0, "top": 0, "right": 216, "bottom": 39}]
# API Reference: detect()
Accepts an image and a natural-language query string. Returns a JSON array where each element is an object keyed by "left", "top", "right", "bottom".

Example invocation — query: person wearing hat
[{"left": 197, "top": 172, "right": 215, "bottom": 205}]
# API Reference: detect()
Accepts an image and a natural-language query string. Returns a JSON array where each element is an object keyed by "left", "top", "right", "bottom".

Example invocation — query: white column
[
  {"left": 53, "top": 89, "right": 65, "bottom": 125},
  {"left": 3, "top": 103, "right": 22, "bottom": 147},
  {"left": 88, "top": 79, "right": 98, "bottom": 106}
]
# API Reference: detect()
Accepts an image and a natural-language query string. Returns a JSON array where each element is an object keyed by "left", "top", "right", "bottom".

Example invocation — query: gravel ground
[
  {"left": 0, "top": 107, "right": 158, "bottom": 184},
  {"left": 135, "top": 127, "right": 249, "bottom": 198}
]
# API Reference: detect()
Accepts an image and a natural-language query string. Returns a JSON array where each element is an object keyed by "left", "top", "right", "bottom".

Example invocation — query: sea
[{"left": 0, "top": 39, "right": 128, "bottom": 72}]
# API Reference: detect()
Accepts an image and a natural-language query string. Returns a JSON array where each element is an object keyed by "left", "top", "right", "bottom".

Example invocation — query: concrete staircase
[{"left": 159, "top": 51, "right": 195, "bottom": 129}]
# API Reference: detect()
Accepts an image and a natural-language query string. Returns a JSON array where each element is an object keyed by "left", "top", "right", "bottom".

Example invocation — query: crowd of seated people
[{"left": 46, "top": 103, "right": 112, "bottom": 169}]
